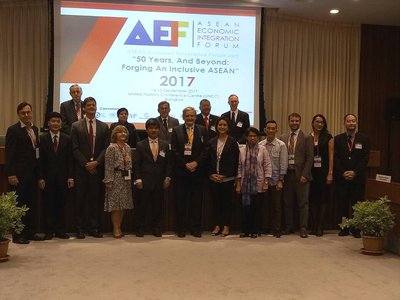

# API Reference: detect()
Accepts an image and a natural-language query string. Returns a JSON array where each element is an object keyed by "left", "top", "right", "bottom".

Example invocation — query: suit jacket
[
  {"left": 171, "top": 124, "right": 208, "bottom": 176},
  {"left": 207, "top": 136, "right": 239, "bottom": 177},
  {"left": 221, "top": 110, "right": 250, "bottom": 143},
  {"left": 134, "top": 138, "right": 172, "bottom": 190},
  {"left": 71, "top": 118, "right": 110, "bottom": 175},
  {"left": 156, "top": 116, "right": 179, "bottom": 143},
  {"left": 334, "top": 132, "right": 370, "bottom": 184},
  {"left": 5, "top": 122, "right": 39, "bottom": 181},
  {"left": 60, "top": 99, "right": 83, "bottom": 134},
  {"left": 195, "top": 113, "right": 218, "bottom": 142},
  {"left": 110, "top": 121, "right": 140, "bottom": 148},
  {"left": 280, "top": 130, "right": 314, "bottom": 181},
  {"left": 38, "top": 132, "right": 73, "bottom": 186}
]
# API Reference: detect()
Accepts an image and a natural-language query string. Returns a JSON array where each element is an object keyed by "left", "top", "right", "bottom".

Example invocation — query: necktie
[
  {"left": 204, "top": 116, "right": 209, "bottom": 130},
  {"left": 187, "top": 127, "right": 194, "bottom": 144},
  {"left": 89, "top": 119, "right": 94, "bottom": 159},
  {"left": 347, "top": 135, "right": 353, "bottom": 150},
  {"left": 289, "top": 132, "right": 295, "bottom": 154},
  {"left": 151, "top": 140, "right": 158, "bottom": 161},
  {"left": 231, "top": 111, "right": 235, "bottom": 123},
  {"left": 163, "top": 118, "right": 168, "bottom": 131},
  {"left": 76, "top": 102, "right": 81, "bottom": 120},
  {"left": 53, "top": 135, "right": 58, "bottom": 152}
]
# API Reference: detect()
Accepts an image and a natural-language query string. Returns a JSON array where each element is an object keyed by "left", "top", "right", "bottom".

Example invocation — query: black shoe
[
  {"left": 300, "top": 228, "right": 308, "bottom": 238},
  {"left": 152, "top": 229, "right": 162, "bottom": 238},
  {"left": 55, "top": 233, "right": 70, "bottom": 239},
  {"left": 239, "top": 233, "right": 249, "bottom": 238},
  {"left": 338, "top": 229, "right": 349, "bottom": 237},
  {"left": 191, "top": 231, "right": 202, "bottom": 238},
  {"left": 88, "top": 230, "right": 103, "bottom": 238},
  {"left": 27, "top": 234, "right": 45, "bottom": 241},
  {"left": 273, "top": 231, "right": 282, "bottom": 238},
  {"left": 76, "top": 231, "right": 86, "bottom": 239},
  {"left": 250, "top": 233, "right": 257, "bottom": 238},
  {"left": 44, "top": 233, "right": 54, "bottom": 240},
  {"left": 136, "top": 229, "right": 144, "bottom": 238},
  {"left": 316, "top": 229, "right": 323, "bottom": 237},
  {"left": 13, "top": 237, "right": 30, "bottom": 244},
  {"left": 177, "top": 231, "right": 186, "bottom": 238}
]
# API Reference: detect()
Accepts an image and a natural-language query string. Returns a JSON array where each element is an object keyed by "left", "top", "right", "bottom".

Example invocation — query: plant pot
[
  {"left": 362, "top": 235, "right": 384, "bottom": 255},
  {"left": 0, "top": 238, "right": 10, "bottom": 262}
]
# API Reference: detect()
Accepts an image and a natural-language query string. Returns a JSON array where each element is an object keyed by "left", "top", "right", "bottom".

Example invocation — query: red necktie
[
  {"left": 53, "top": 135, "right": 58, "bottom": 152},
  {"left": 204, "top": 116, "right": 209, "bottom": 130},
  {"left": 89, "top": 119, "right": 94, "bottom": 159}
]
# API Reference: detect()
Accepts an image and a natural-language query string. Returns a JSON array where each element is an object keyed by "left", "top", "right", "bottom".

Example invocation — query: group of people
[{"left": 5, "top": 84, "right": 370, "bottom": 244}]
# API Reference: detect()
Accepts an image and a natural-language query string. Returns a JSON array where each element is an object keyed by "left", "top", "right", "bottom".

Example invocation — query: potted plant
[
  {"left": 0, "top": 192, "right": 29, "bottom": 261},
  {"left": 339, "top": 196, "right": 395, "bottom": 255}
]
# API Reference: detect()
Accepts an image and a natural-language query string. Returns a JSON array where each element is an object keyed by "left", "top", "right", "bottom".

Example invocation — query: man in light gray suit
[
  {"left": 156, "top": 101, "right": 179, "bottom": 143},
  {"left": 280, "top": 113, "right": 313, "bottom": 238}
]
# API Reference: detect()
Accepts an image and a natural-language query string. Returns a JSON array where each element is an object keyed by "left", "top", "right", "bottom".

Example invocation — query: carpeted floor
[{"left": 1, "top": 231, "right": 399, "bottom": 300}]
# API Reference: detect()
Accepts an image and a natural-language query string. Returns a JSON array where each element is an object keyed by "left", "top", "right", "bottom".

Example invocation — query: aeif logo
[{"left": 125, "top": 20, "right": 189, "bottom": 46}]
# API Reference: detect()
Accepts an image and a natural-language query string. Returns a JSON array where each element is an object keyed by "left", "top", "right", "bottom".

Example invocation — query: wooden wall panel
[{"left": 358, "top": 25, "right": 400, "bottom": 181}]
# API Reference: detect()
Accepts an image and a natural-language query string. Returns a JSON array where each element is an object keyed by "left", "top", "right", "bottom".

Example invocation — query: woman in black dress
[
  {"left": 309, "top": 114, "right": 334, "bottom": 236},
  {"left": 208, "top": 116, "right": 239, "bottom": 237}
]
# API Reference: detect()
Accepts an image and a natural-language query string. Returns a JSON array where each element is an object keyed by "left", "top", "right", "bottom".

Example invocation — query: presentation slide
[{"left": 56, "top": 1, "right": 260, "bottom": 128}]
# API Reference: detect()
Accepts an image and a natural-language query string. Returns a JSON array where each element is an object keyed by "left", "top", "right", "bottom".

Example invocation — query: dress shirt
[
  {"left": 259, "top": 137, "right": 288, "bottom": 186},
  {"left": 230, "top": 109, "right": 238, "bottom": 122},
  {"left": 288, "top": 128, "right": 300, "bottom": 151},
  {"left": 20, "top": 121, "right": 37, "bottom": 149}
]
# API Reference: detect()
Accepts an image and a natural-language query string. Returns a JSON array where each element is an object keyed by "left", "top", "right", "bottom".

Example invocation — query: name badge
[
  {"left": 123, "top": 170, "right": 131, "bottom": 181},
  {"left": 313, "top": 155, "right": 322, "bottom": 168},
  {"left": 210, "top": 126, "right": 216, "bottom": 132},
  {"left": 159, "top": 150, "right": 166, "bottom": 157},
  {"left": 35, "top": 147, "right": 40, "bottom": 159},
  {"left": 184, "top": 143, "right": 192, "bottom": 156},
  {"left": 355, "top": 143, "right": 362, "bottom": 149},
  {"left": 168, "top": 128, "right": 173, "bottom": 133},
  {"left": 288, "top": 154, "right": 295, "bottom": 165},
  {"left": 237, "top": 121, "right": 243, "bottom": 128}
]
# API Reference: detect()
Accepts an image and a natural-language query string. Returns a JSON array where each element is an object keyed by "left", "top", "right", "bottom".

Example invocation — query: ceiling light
[{"left": 330, "top": 9, "right": 339, "bottom": 14}]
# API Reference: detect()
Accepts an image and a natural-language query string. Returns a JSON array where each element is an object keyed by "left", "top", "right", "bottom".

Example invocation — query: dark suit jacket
[
  {"left": 221, "top": 110, "right": 250, "bottom": 143},
  {"left": 5, "top": 122, "right": 39, "bottom": 181},
  {"left": 195, "top": 113, "right": 218, "bottom": 142},
  {"left": 171, "top": 124, "right": 208, "bottom": 176},
  {"left": 207, "top": 136, "right": 239, "bottom": 177},
  {"left": 156, "top": 116, "right": 179, "bottom": 143},
  {"left": 38, "top": 132, "right": 73, "bottom": 186},
  {"left": 60, "top": 99, "right": 83, "bottom": 134},
  {"left": 71, "top": 118, "right": 110, "bottom": 175},
  {"left": 110, "top": 121, "right": 140, "bottom": 148},
  {"left": 334, "top": 132, "right": 370, "bottom": 184},
  {"left": 280, "top": 130, "right": 314, "bottom": 181},
  {"left": 134, "top": 138, "right": 172, "bottom": 190}
]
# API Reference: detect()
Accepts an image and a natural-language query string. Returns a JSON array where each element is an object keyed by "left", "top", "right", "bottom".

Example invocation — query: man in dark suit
[
  {"left": 156, "top": 101, "right": 179, "bottom": 143},
  {"left": 221, "top": 94, "right": 250, "bottom": 143},
  {"left": 5, "top": 102, "right": 44, "bottom": 244},
  {"left": 134, "top": 118, "right": 172, "bottom": 237},
  {"left": 38, "top": 112, "right": 74, "bottom": 240},
  {"left": 334, "top": 113, "right": 370, "bottom": 238},
  {"left": 280, "top": 113, "right": 314, "bottom": 238},
  {"left": 171, "top": 107, "right": 208, "bottom": 238},
  {"left": 195, "top": 98, "right": 219, "bottom": 142},
  {"left": 71, "top": 97, "right": 110, "bottom": 239},
  {"left": 60, "top": 84, "right": 84, "bottom": 134}
]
